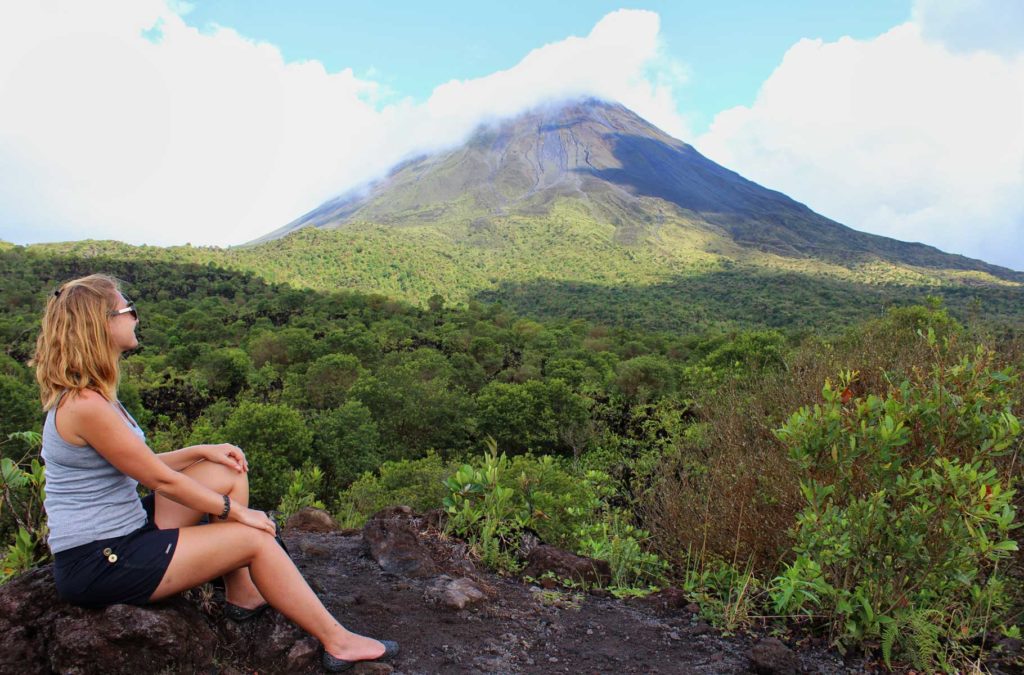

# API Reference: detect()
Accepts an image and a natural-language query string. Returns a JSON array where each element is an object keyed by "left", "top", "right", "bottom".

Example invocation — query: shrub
[
  {"left": 641, "top": 305, "right": 967, "bottom": 572},
  {"left": 771, "top": 337, "right": 1020, "bottom": 668},
  {"left": 443, "top": 441, "right": 669, "bottom": 587},
  {"left": 0, "top": 432, "right": 48, "bottom": 582},
  {"left": 276, "top": 464, "right": 327, "bottom": 520},
  {"left": 335, "top": 452, "right": 453, "bottom": 527}
]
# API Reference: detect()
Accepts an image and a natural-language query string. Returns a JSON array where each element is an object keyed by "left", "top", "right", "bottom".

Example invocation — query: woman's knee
[
  {"left": 214, "top": 523, "right": 276, "bottom": 559},
  {"left": 186, "top": 459, "right": 244, "bottom": 494},
  {"left": 248, "top": 528, "right": 280, "bottom": 558}
]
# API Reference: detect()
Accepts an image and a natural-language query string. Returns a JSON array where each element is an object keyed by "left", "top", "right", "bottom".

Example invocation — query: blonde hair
[{"left": 31, "top": 274, "right": 124, "bottom": 410}]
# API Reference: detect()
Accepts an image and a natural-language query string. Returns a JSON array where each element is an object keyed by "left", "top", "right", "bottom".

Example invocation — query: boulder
[
  {"left": 521, "top": 545, "right": 611, "bottom": 587},
  {"left": 285, "top": 507, "right": 338, "bottom": 533},
  {"left": 635, "top": 587, "right": 691, "bottom": 612},
  {"left": 0, "top": 567, "right": 217, "bottom": 675},
  {"left": 749, "top": 637, "right": 798, "bottom": 675},
  {"left": 362, "top": 507, "right": 438, "bottom": 578},
  {"left": 424, "top": 576, "right": 487, "bottom": 610},
  {"left": 0, "top": 565, "right": 315, "bottom": 675}
]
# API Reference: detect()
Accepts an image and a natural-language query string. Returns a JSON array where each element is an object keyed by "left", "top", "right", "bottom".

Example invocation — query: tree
[
  {"left": 349, "top": 349, "right": 473, "bottom": 458},
  {"left": 475, "top": 379, "right": 590, "bottom": 455},
  {"left": 221, "top": 402, "right": 313, "bottom": 507},
  {"left": 247, "top": 328, "right": 315, "bottom": 370},
  {"left": 303, "top": 354, "right": 362, "bottom": 410},
  {"left": 0, "top": 375, "right": 40, "bottom": 454},
  {"left": 614, "top": 355, "right": 675, "bottom": 403},
  {"left": 195, "top": 348, "right": 252, "bottom": 399},
  {"left": 312, "top": 401, "right": 383, "bottom": 488}
]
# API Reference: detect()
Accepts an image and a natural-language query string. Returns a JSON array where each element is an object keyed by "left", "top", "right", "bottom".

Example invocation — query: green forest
[{"left": 1, "top": 244, "right": 1021, "bottom": 672}]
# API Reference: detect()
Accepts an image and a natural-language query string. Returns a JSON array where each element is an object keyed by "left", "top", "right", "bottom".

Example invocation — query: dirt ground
[{"left": 285, "top": 529, "right": 868, "bottom": 674}]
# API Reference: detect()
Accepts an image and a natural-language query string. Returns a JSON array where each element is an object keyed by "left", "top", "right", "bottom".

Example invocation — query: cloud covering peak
[
  {"left": 0, "top": 1, "right": 1021, "bottom": 270},
  {"left": 0, "top": 3, "right": 687, "bottom": 247},
  {"left": 696, "top": 1, "right": 1024, "bottom": 269}
]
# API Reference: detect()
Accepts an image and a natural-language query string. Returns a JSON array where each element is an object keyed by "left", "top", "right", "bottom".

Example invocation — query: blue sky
[
  {"left": 0, "top": 1, "right": 1021, "bottom": 269},
  {"left": 181, "top": 0, "right": 911, "bottom": 135}
]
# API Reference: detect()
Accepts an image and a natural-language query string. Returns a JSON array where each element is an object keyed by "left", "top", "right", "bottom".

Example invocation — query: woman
[{"left": 32, "top": 274, "right": 397, "bottom": 672}]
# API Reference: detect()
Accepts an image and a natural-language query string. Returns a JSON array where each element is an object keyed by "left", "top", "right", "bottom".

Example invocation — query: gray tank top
[{"left": 42, "top": 392, "right": 148, "bottom": 553}]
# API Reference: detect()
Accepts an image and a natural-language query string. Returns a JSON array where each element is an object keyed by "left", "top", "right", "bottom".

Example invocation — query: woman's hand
[
  {"left": 203, "top": 443, "right": 248, "bottom": 473},
  {"left": 233, "top": 505, "right": 277, "bottom": 536}
]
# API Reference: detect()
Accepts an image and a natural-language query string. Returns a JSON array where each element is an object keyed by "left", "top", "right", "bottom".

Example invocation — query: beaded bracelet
[{"left": 217, "top": 494, "right": 231, "bottom": 520}]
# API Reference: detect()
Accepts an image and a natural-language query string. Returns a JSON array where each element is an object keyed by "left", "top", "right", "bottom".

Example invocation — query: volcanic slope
[
  {"left": 27, "top": 100, "right": 1023, "bottom": 330},
  {"left": 255, "top": 99, "right": 1017, "bottom": 278}
]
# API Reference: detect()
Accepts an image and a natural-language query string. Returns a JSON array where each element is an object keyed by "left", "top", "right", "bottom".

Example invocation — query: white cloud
[
  {"left": 0, "top": 4, "right": 690, "bottom": 247},
  {"left": 696, "top": 3, "right": 1024, "bottom": 270}
]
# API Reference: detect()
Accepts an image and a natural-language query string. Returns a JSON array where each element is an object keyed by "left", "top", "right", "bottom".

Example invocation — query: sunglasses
[{"left": 109, "top": 303, "right": 139, "bottom": 321}]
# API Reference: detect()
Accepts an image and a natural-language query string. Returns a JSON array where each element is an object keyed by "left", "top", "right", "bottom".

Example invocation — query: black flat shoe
[
  {"left": 224, "top": 601, "right": 269, "bottom": 622},
  {"left": 321, "top": 640, "right": 399, "bottom": 672}
]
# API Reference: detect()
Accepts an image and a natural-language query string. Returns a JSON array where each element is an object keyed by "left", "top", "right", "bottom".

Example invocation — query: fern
[{"left": 883, "top": 609, "right": 957, "bottom": 673}]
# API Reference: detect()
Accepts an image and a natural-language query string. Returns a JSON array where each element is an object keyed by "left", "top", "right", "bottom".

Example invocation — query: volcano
[{"left": 251, "top": 99, "right": 1018, "bottom": 281}]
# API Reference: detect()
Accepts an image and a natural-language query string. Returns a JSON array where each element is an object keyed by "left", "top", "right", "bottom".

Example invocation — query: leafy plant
[
  {"left": 681, "top": 550, "right": 761, "bottom": 633},
  {"left": 576, "top": 512, "right": 668, "bottom": 589},
  {"left": 444, "top": 438, "right": 669, "bottom": 588},
  {"left": 772, "top": 338, "right": 1021, "bottom": 669},
  {"left": 0, "top": 432, "right": 49, "bottom": 582},
  {"left": 335, "top": 452, "right": 454, "bottom": 527},
  {"left": 276, "top": 464, "right": 327, "bottom": 520}
]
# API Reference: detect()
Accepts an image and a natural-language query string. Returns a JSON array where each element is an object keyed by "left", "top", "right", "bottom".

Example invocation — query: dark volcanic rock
[
  {"left": 750, "top": 637, "right": 798, "bottom": 675},
  {"left": 0, "top": 567, "right": 217, "bottom": 675},
  {"left": 521, "top": 544, "right": 612, "bottom": 587},
  {"left": 362, "top": 506, "right": 438, "bottom": 577},
  {"left": 424, "top": 575, "right": 487, "bottom": 610},
  {"left": 285, "top": 506, "right": 338, "bottom": 533},
  {"left": 0, "top": 524, "right": 867, "bottom": 674}
]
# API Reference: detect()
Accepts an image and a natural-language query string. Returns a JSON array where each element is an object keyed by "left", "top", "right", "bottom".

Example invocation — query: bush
[
  {"left": 0, "top": 433, "right": 48, "bottom": 582},
  {"left": 335, "top": 452, "right": 453, "bottom": 527},
  {"left": 641, "top": 305, "right": 966, "bottom": 572},
  {"left": 276, "top": 464, "right": 327, "bottom": 520},
  {"left": 311, "top": 401, "right": 383, "bottom": 489},
  {"left": 220, "top": 402, "right": 314, "bottom": 507},
  {"left": 771, "top": 337, "right": 1020, "bottom": 669},
  {"left": 443, "top": 441, "right": 668, "bottom": 587}
]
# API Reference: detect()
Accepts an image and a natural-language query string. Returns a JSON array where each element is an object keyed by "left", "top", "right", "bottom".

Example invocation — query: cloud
[
  {"left": 696, "top": 3, "right": 1024, "bottom": 270},
  {"left": 0, "top": 4, "right": 690, "bottom": 247},
  {"left": 913, "top": 0, "right": 1024, "bottom": 58}
]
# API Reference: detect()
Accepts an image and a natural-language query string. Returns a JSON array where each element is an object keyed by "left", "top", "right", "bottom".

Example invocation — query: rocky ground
[{"left": 1, "top": 507, "right": 1020, "bottom": 674}]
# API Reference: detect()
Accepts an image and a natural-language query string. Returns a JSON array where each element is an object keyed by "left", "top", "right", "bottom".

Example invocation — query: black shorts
[{"left": 52, "top": 494, "right": 180, "bottom": 608}]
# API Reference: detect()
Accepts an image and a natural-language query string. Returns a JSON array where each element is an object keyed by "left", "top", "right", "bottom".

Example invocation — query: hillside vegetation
[
  {"left": 20, "top": 206, "right": 1024, "bottom": 333},
  {"left": 1, "top": 246, "right": 1021, "bottom": 671}
]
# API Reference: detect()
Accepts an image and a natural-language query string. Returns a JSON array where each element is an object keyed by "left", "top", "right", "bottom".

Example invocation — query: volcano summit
[{"left": 252, "top": 99, "right": 1018, "bottom": 282}]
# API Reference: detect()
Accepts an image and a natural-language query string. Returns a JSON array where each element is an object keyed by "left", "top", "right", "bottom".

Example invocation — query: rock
[
  {"left": 639, "top": 587, "right": 689, "bottom": 611},
  {"left": 298, "top": 539, "right": 331, "bottom": 557},
  {"left": 285, "top": 637, "right": 320, "bottom": 671},
  {"left": 520, "top": 545, "right": 611, "bottom": 587},
  {"left": 0, "top": 567, "right": 218, "bottom": 675},
  {"left": 425, "top": 576, "right": 487, "bottom": 610},
  {"left": 363, "top": 507, "right": 438, "bottom": 578},
  {"left": 422, "top": 508, "right": 448, "bottom": 530},
  {"left": 351, "top": 663, "right": 394, "bottom": 673},
  {"left": 750, "top": 637, "right": 798, "bottom": 675},
  {"left": 691, "top": 620, "right": 713, "bottom": 636},
  {"left": 285, "top": 507, "right": 338, "bottom": 533},
  {"left": 250, "top": 611, "right": 308, "bottom": 664}
]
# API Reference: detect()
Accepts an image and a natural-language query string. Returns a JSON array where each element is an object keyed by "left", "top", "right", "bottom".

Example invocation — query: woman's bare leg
[
  {"left": 151, "top": 522, "right": 386, "bottom": 661},
  {"left": 153, "top": 459, "right": 263, "bottom": 608}
]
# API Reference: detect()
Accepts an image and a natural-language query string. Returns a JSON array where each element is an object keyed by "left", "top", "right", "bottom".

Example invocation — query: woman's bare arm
[
  {"left": 61, "top": 391, "right": 268, "bottom": 532},
  {"left": 156, "top": 444, "right": 249, "bottom": 473}
]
